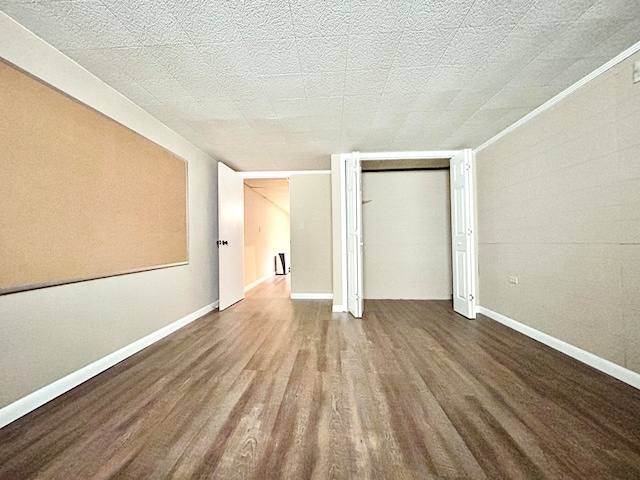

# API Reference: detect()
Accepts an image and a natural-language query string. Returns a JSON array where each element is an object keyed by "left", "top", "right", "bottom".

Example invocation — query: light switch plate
[{"left": 634, "top": 59, "right": 640, "bottom": 84}]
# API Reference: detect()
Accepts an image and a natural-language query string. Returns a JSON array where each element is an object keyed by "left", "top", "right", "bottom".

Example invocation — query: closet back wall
[{"left": 362, "top": 170, "right": 452, "bottom": 300}]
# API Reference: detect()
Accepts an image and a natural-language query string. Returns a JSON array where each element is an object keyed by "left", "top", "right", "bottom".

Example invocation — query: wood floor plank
[{"left": 1, "top": 277, "right": 640, "bottom": 479}]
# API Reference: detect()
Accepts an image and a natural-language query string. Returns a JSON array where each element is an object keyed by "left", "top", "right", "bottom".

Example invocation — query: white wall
[
  {"left": 290, "top": 173, "right": 333, "bottom": 296},
  {"left": 244, "top": 183, "right": 290, "bottom": 288},
  {"left": 0, "top": 13, "right": 218, "bottom": 409},
  {"left": 362, "top": 170, "right": 452, "bottom": 299},
  {"left": 476, "top": 50, "right": 640, "bottom": 374}
]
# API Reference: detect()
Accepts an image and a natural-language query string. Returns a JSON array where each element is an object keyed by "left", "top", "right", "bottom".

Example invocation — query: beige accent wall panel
[
  {"left": 0, "top": 14, "right": 217, "bottom": 409},
  {"left": 290, "top": 174, "right": 332, "bottom": 294},
  {"left": 476, "top": 51, "right": 640, "bottom": 374},
  {"left": 362, "top": 170, "right": 452, "bottom": 299},
  {"left": 0, "top": 59, "right": 187, "bottom": 294},
  {"left": 244, "top": 183, "right": 290, "bottom": 287}
]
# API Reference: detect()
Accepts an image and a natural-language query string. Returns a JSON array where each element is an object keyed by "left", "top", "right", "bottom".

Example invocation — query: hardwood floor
[{"left": 1, "top": 275, "right": 640, "bottom": 479}]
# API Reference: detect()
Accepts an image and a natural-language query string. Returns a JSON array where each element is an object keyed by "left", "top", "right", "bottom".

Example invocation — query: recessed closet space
[{"left": 362, "top": 160, "right": 452, "bottom": 300}]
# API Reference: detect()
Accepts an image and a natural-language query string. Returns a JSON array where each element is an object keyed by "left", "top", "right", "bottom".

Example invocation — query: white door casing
[
  {"left": 218, "top": 162, "right": 245, "bottom": 310},
  {"left": 346, "top": 151, "right": 364, "bottom": 318},
  {"left": 450, "top": 150, "right": 476, "bottom": 318},
  {"left": 339, "top": 150, "right": 476, "bottom": 319}
]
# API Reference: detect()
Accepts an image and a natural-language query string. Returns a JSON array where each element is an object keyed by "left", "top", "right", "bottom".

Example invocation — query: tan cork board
[{"left": 0, "top": 59, "right": 188, "bottom": 295}]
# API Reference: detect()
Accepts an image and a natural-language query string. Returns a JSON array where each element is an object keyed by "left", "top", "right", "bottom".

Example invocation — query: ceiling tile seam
[
  {"left": 456, "top": 0, "right": 481, "bottom": 30},
  {"left": 287, "top": 0, "right": 315, "bottom": 144},
  {"left": 223, "top": 5, "right": 287, "bottom": 162},
  {"left": 465, "top": 0, "right": 551, "bottom": 122},
  {"left": 162, "top": 0, "right": 199, "bottom": 49},
  {"left": 374, "top": 0, "right": 418, "bottom": 123},
  {"left": 341, "top": 0, "right": 422, "bottom": 148},
  {"left": 391, "top": 1, "right": 476, "bottom": 101},
  {"left": 97, "top": 0, "right": 147, "bottom": 49}
]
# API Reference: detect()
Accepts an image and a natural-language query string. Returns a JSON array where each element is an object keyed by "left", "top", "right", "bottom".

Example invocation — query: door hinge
[
  {"left": 467, "top": 228, "right": 473, "bottom": 235},
  {"left": 469, "top": 294, "right": 474, "bottom": 301},
  {"left": 465, "top": 163, "right": 471, "bottom": 171}
]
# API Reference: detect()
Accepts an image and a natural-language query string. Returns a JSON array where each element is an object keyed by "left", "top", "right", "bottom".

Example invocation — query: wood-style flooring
[{"left": 1, "top": 275, "right": 640, "bottom": 479}]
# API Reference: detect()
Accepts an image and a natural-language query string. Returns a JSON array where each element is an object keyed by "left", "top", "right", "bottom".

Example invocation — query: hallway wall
[{"left": 476, "top": 51, "right": 640, "bottom": 374}]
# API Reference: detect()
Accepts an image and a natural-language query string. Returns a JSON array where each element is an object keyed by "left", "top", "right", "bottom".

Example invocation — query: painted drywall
[
  {"left": 290, "top": 173, "right": 333, "bottom": 295},
  {"left": 476, "top": 51, "right": 640, "bottom": 374},
  {"left": 362, "top": 170, "right": 452, "bottom": 299},
  {"left": 0, "top": 13, "right": 218, "bottom": 409},
  {"left": 244, "top": 183, "right": 290, "bottom": 287},
  {"left": 330, "top": 154, "right": 345, "bottom": 309}
]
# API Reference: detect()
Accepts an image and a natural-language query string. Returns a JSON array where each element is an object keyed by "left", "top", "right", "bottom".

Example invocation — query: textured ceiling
[{"left": 1, "top": 0, "right": 639, "bottom": 171}]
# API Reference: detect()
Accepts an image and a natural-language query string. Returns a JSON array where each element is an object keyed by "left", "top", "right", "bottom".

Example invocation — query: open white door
[
  {"left": 450, "top": 150, "right": 476, "bottom": 318},
  {"left": 218, "top": 162, "right": 245, "bottom": 310},
  {"left": 346, "top": 152, "right": 364, "bottom": 318}
]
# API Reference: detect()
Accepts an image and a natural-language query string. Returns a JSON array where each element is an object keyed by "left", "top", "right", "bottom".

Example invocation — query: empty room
[{"left": 1, "top": 1, "right": 640, "bottom": 479}]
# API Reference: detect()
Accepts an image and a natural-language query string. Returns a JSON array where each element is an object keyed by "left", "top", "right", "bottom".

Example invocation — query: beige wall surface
[
  {"left": 0, "top": 13, "right": 218, "bottom": 409},
  {"left": 290, "top": 173, "right": 333, "bottom": 295},
  {"left": 331, "top": 154, "right": 344, "bottom": 308},
  {"left": 476, "top": 51, "right": 640, "bottom": 374},
  {"left": 244, "top": 183, "right": 290, "bottom": 287},
  {"left": 362, "top": 170, "right": 452, "bottom": 299}
]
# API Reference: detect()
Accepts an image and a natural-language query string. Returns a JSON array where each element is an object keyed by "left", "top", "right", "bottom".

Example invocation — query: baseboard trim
[
  {"left": 477, "top": 306, "right": 640, "bottom": 391},
  {"left": 290, "top": 293, "right": 333, "bottom": 300},
  {"left": 475, "top": 40, "right": 640, "bottom": 153},
  {"left": 332, "top": 304, "right": 347, "bottom": 313},
  {"left": 0, "top": 300, "right": 219, "bottom": 430},
  {"left": 244, "top": 272, "right": 275, "bottom": 292}
]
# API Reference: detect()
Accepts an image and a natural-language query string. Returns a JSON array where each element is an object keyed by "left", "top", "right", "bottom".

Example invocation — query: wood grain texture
[{"left": 1, "top": 276, "right": 639, "bottom": 479}]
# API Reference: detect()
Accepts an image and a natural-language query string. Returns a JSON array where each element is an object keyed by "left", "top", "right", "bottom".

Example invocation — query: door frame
[{"left": 334, "top": 150, "right": 478, "bottom": 318}]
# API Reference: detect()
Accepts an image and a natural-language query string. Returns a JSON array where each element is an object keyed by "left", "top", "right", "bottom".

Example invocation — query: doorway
[{"left": 243, "top": 177, "right": 291, "bottom": 297}]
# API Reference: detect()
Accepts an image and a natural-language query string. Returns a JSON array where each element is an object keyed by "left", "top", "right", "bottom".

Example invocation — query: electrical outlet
[
  {"left": 509, "top": 276, "right": 518, "bottom": 284},
  {"left": 634, "top": 59, "right": 640, "bottom": 84}
]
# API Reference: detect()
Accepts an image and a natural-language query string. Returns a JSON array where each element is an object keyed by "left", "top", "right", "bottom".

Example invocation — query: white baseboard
[
  {"left": 244, "top": 271, "right": 275, "bottom": 292},
  {"left": 290, "top": 293, "right": 333, "bottom": 300},
  {"left": 332, "top": 304, "right": 347, "bottom": 313},
  {"left": 477, "top": 306, "right": 640, "bottom": 391},
  {"left": 0, "top": 300, "right": 219, "bottom": 430}
]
